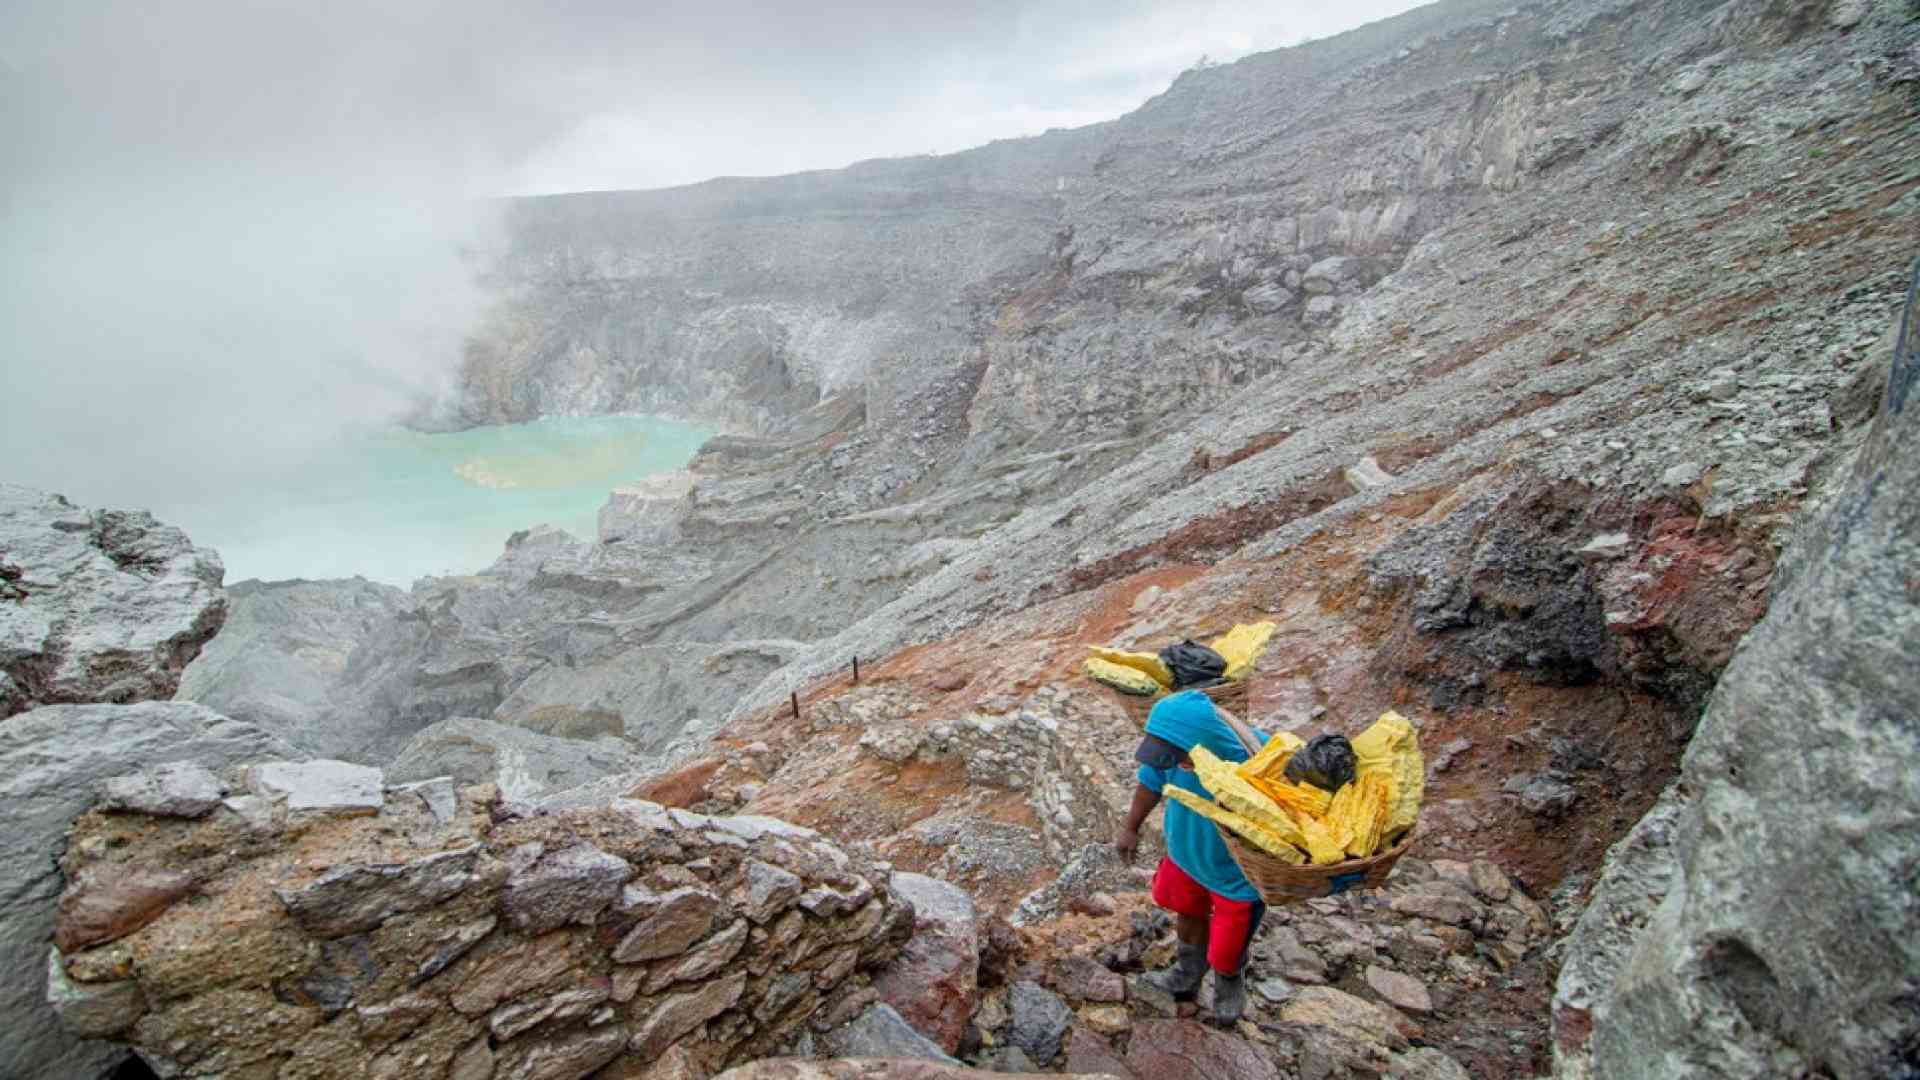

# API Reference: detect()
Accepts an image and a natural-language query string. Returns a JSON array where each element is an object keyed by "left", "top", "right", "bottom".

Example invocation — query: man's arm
[{"left": 1115, "top": 782, "right": 1162, "bottom": 863}]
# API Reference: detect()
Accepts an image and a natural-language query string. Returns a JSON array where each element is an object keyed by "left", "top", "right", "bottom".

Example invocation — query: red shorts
[{"left": 1151, "top": 856, "right": 1266, "bottom": 974}]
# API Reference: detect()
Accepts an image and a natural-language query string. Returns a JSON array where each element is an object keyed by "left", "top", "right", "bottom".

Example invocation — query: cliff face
[
  {"left": 452, "top": 0, "right": 1541, "bottom": 453},
  {"left": 1554, "top": 262, "right": 1920, "bottom": 1078}
]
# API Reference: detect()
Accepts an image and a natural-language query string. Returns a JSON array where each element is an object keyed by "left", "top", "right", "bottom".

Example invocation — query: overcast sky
[
  {"left": 3, "top": 0, "right": 1431, "bottom": 199},
  {"left": 0, "top": 0, "right": 1426, "bottom": 572}
]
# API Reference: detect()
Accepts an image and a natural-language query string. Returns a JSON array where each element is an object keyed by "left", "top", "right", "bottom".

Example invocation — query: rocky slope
[
  {"left": 188, "top": 0, "right": 1919, "bottom": 778},
  {"left": 149, "top": 0, "right": 1920, "bottom": 1076}
]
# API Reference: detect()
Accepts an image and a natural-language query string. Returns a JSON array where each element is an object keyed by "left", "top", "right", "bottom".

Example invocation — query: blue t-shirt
[{"left": 1139, "top": 746, "right": 1266, "bottom": 904}]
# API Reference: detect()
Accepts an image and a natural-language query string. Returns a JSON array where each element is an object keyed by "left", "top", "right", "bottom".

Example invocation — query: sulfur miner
[{"left": 1112, "top": 690, "right": 1271, "bottom": 1027}]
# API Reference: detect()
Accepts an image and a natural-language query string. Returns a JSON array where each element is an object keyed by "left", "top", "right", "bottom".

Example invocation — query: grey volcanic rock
[
  {"left": 0, "top": 701, "right": 294, "bottom": 1080},
  {"left": 1, "top": 484, "right": 226, "bottom": 718},
  {"left": 1561, "top": 329, "right": 1920, "bottom": 1075},
  {"left": 50, "top": 787, "right": 907, "bottom": 1078},
  {"left": 275, "top": 846, "right": 483, "bottom": 938},
  {"left": 247, "top": 759, "right": 385, "bottom": 814},
  {"left": 174, "top": 575, "right": 412, "bottom": 759},
  {"left": 99, "top": 761, "right": 226, "bottom": 818},
  {"left": 387, "top": 715, "right": 644, "bottom": 801},
  {"left": 873, "top": 872, "right": 980, "bottom": 1053},
  {"left": 498, "top": 842, "right": 633, "bottom": 933},
  {"left": 819, "top": 1003, "right": 962, "bottom": 1065}
]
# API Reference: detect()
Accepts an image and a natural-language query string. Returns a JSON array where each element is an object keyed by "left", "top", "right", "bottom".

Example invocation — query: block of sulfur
[{"left": 1085, "top": 657, "right": 1164, "bottom": 696}]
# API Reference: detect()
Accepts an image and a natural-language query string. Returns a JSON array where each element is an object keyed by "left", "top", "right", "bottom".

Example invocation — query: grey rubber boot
[
  {"left": 1144, "top": 942, "right": 1209, "bottom": 1001},
  {"left": 1211, "top": 969, "right": 1248, "bottom": 1027}
]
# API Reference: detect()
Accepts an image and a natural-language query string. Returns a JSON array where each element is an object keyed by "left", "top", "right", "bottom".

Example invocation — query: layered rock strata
[
  {"left": 1, "top": 483, "right": 227, "bottom": 719},
  {"left": 49, "top": 763, "right": 912, "bottom": 1079}
]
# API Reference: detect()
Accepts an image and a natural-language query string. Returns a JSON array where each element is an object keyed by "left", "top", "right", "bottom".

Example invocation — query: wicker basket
[
  {"left": 1218, "top": 827, "right": 1417, "bottom": 904},
  {"left": 1109, "top": 677, "right": 1250, "bottom": 727}
]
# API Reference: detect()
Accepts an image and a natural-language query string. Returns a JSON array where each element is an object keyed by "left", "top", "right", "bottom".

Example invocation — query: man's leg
[
  {"left": 1146, "top": 858, "right": 1214, "bottom": 1000},
  {"left": 1204, "top": 893, "right": 1266, "bottom": 1025},
  {"left": 1174, "top": 912, "right": 1209, "bottom": 947}
]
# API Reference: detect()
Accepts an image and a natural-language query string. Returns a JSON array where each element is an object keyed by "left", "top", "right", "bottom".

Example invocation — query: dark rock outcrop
[{"left": 1556, "top": 300, "right": 1920, "bottom": 1076}]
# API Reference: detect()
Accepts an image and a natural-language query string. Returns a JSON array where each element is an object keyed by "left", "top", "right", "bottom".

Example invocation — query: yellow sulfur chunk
[
  {"left": 1166, "top": 786, "right": 1307, "bottom": 864},
  {"left": 1351, "top": 710, "right": 1416, "bottom": 770},
  {"left": 1084, "top": 657, "right": 1164, "bottom": 697},
  {"left": 1325, "top": 778, "right": 1365, "bottom": 847},
  {"left": 1207, "top": 622, "right": 1277, "bottom": 682},
  {"left": 1244, "top": 772, "right": 1333, "bottom": 819},
  {"left": 1087, "top": 647, "right": 1174, "bottom": 689},
  {"left": 1352, "top": 711, "right": 1423, "bottom": 835},
  {"left": 1294, "top": 811, "right": 1353, "bottom": 865},
  {"left": 1188, "top": 746, "right": 1311, "bottom": 849},
  {"left": 1385, "top": 741, "right": 1423, "bottom": 833},
  {"left": 1237, "top": 730, "right": 1304, "bottom": 783},
  {"left": 1340, "top": 773, "right": 1394, "bottom": 857}
]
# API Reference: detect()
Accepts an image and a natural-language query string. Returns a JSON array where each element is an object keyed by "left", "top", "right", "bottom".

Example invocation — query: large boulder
[
  {"left": 49, "top": 790, "right": 912, "bottom": 1078},
  {"left": 0, "top": 701, "right": 294, "bottom": 1080},
  {"left": 0, "top": 484, "right": 226, "bottom": 719},
  {"left": 871, "top": 873, "right": 979, "bottom": 1053},
  {"left": 1561, "top": 339, "right": 1920, "bottom": 1077},
  {"left": 386, "top": 715, "right": 645, "bottom": 801}
]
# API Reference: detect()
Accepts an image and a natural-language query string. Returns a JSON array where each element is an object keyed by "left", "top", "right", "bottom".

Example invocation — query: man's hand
[{"left": 1117, "top": 783, "right": 1161, "bottom": 865}]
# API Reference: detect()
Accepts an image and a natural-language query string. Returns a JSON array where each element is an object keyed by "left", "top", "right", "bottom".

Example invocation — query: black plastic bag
[
  {"left": 1284, "top": 734, "right": 1357, "bottom": 793},
  {"left": 1158, "top": 639, "right": 1228, "bottom": 689}
]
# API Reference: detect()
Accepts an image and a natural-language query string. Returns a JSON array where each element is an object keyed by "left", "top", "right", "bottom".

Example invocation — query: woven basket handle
[{"left": 1213, "top": 705, "right": 1261, "bottom": 758}]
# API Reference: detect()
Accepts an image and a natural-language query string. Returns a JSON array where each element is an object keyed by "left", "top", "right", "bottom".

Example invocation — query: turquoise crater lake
[{"left": 201, "top": 415, "right": 714, "bottom": 586}]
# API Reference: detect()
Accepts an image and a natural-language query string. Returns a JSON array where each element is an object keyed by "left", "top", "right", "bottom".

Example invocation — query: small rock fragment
[
  {"left": 391, "top": 777, "right": 458, "bottom": 824},
  {"left": 737, "top": 859, "right": 804, "bottom": 923},
  {"left": 54, "top": 866, "right": 196, "bottom": 951},
  {"left": 1344, "top": 455, "right": 1394, "bottom": 493},
  {"left": 276, "top": 847, "right": 481, "bottom": 937},
  {"left": 45, "top": 948, "right": 145, "bottom": 1037},
  {"left": 1468, "top": 859, "right": 1511, "bottom": 903},
  {"left": 1008, "top": 980, "right": 1073, "bottom": 1065},
  {"left": 248, "top": 760, "right": 385, "bottom": 815},
  {"left": 99, "top": 762, "right": 224, "bottom": 817},
  {"left": 628, "top": 974, "right": 748, "bottom": 1058},
  {"left": 818, "top": 1002, "right": 959, "bottom": 1064},
  {"left": 612, "top": 887, "right": 721, "bottom": 962},
  {"left": 1365, "top": 965, "right": 1434, "bottom": 1014},
  {"left": 500, "top": 844, "right": 633, "bottom": 934}
]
